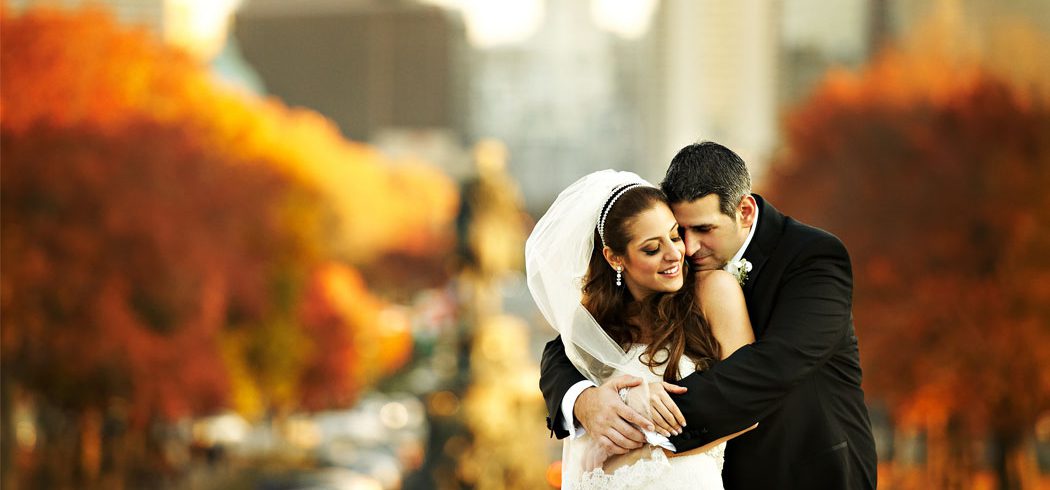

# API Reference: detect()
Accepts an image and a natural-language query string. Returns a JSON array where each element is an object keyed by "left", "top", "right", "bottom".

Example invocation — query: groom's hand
[{"left": 574, "top": 375, "right": 653, "bottom": 455}]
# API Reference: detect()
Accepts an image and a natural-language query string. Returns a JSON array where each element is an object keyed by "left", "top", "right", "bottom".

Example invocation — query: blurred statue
[
  {"left": 457, "top": 139, "right": 526, "bottom": 285},
  {"left": 451, "top": 140, "right": 549, "bottom": 490}
]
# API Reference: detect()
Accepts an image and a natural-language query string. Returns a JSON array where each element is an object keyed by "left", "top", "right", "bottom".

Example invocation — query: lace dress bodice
[{"left": 570, "top": 345, "right": 726, "bottom": 490}]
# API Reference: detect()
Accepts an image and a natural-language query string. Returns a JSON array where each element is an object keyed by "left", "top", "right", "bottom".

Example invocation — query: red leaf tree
[
  {"left": 1, "top": 6, "right": 456, "bottom": 487},
  {"left": 1, "top": 121, "right": 308, "bottom": 486},
  {"left": 766, "top": 49, "right": 1050, "bottom": 489}
]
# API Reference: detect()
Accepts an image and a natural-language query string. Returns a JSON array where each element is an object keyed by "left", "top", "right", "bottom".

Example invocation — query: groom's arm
[
  {"left": 539, "top": 336, "right": 588, "bottom": 438},
  {"left": 540, "top": 336, "right": 651, "bottom": 453},
  {"left": 668, "top": 232, "right": 854, "bottom": 451}
]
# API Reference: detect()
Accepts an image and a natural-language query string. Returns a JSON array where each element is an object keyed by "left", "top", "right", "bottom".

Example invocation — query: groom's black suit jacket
[{"left": 539, "top": 195, "right": 877, "bottom": 489}]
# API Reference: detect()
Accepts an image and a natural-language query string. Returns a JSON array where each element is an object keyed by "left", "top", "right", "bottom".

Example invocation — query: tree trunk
[
  {"left": 945, "top": 416, "right": 974, "bottom": 489},
  {"left": 0, "top": 369, "right": 15, "bottom": 490},
  {"left": 36, "top": 402, "right": 76, "bottom": 489},
  {"left": 994, "top": 432, "right": 1022, "bottom": 490},
  {"left": 79, "top": 408, "right": 102, "bottom": 485}
]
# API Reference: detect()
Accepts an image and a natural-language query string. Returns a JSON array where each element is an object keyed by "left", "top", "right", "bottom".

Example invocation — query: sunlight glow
[
  {"left": 463, "top": 0, "right": 544, "bottom": 48},
  {"left": 164, "top": 0, "right": 242, "bottom": 60},
  {"left": 420, "top": 0, "right": 544, "bottom": 48},
  {"left": 591, "top": 0, "right": 658, "bottom": 39}
]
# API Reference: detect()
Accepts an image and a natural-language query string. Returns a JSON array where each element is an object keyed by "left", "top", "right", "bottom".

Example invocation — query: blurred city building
[
  {"left": 778, "top": 0, "right": 871, "bottom": 108},
  {"left": 223, "top": 0, "right": 850, "bottom": 210},
  {"left": 231, "top": 0, "right": 480, "bottom": 184},
  {"left": 643, "top": 0, "right": 779, "bottom": 184},
  {"left": 463, "top": 1, "right": 653, "bottom": 211},
  {"left": 235, "top": 0, "right": 466, "bottom": 147}
]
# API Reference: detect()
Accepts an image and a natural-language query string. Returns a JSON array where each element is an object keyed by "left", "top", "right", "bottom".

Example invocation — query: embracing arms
[
  {"left": 637, "top": 269, "right": 756, "bottom": 449},
  {"left": 668, "top": 233, "right": 854, "bottom": 452},
  {"left": 540, "top": 337, "right": 653, "bottom": 454},
  {"left": 538, "top": 268, "right": 757, "bottom": 451}
]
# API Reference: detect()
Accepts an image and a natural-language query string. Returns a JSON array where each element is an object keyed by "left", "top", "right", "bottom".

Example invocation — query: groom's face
[{"left": 671, "top": 194, "right": 749, "bottom": 271}]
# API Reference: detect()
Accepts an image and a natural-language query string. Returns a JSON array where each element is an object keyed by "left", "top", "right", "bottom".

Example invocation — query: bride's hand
[{"left": 627, "top": 381, "right": 688, "bottom": 437}]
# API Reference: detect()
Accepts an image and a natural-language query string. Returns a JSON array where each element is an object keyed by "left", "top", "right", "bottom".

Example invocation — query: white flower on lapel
[{"left": 726, "top": 258, "right": 753, "bottom": 285}]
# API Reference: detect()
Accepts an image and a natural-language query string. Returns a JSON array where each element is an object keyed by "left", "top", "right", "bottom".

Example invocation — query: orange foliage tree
[
  {"left": 297, "top": 264, "right": 414, "bottom": 411},
  {"left": 767, "top": 49, "right": 1050, "bottom": 489},
  {"left": 1, "top": 6, "right": 458, "bottom": 486},
  {"left": 1, "top": 122, "right": 307, "bottom": 482}
]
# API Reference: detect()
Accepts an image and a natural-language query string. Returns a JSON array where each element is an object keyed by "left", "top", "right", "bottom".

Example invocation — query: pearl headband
[{"left": 597, "top": 183, "right": 643, "bottom": 247}]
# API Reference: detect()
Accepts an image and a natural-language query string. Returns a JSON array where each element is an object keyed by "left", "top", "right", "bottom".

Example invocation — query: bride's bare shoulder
[
  {"left": 692, "top": 269, "right": 740, "bottom": 297},
  {"left": 692, "top": 269, "right": 753, "bottom": 356}
]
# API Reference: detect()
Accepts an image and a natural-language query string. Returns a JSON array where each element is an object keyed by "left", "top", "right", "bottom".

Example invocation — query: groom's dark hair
[{"left": 661, "top": 141, "right": 752, "bottom": 217}]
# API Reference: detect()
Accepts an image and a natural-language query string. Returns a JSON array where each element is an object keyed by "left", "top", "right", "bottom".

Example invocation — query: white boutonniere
[{"left": 726, "top": 258, "right": 753, "bottom": 285}]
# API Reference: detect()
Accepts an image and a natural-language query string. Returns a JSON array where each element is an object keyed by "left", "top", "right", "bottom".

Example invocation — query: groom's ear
[{"left": 738, "top": 195, "right": 758, "bottom": 228}]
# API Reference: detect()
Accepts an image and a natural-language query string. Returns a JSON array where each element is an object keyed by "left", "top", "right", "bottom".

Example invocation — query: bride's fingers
[
  {"left": 658, "top": 390, "right": 687, "bottom": 429},
  {"left": 649, "top": 400, "right": 677, "bottom": 436},
  {"left": 651, "top": 415, "right": 672, "bottom": 437},
  {"left": 642, "top": 383, "right": 677, "bottom": 436},
  {"left": 661, "top": 381, "right": 688, "bottom": 395}
]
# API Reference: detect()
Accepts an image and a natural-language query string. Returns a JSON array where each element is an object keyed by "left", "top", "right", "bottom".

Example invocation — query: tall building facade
[
  {"left": 234, "top": 0, "right": 465, "bottom": 144},
  {"left": 464, "top": 1, "right": 654, "bottom": 211},
  {"left": 641, "top": 0, "right": 780, "bottom": 184}
]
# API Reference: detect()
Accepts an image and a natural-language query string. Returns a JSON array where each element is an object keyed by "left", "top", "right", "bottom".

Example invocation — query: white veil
[
  {"left": 526, "top": 170, "right": 671, "bottom": 488},
  {"left": 526, "top": 170, "right": 654, "bottom": 380}
]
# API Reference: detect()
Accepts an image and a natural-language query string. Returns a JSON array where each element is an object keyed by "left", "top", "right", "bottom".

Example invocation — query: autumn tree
[
  {"left": 2, "top": 6, "right": 458, "bottom": 488},
  {"left": 0, "top": 7, "right": 458, "bottom": 266},
  {"left": 1, "top": 120, "right": 313, "bottom": 486},
  {"left": 296, "top": 264, "right": 414, "bottom": 411},
  {"left": 767, "top": 47, "right": 1050, "bottom": 489}
]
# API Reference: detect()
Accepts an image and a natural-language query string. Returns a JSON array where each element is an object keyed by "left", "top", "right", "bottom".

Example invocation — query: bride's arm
[
  {"left": 695, "top": 269, "right": 755, "bottom": 358},
  {"left": 625, "top": 271, "right": 760, "bottom": 456},
  {"left": 634, "top": 270, "right": 759, "bottom": 440},
  {"left": 669, "top": 269, "right": 758, "bottom": 454}
]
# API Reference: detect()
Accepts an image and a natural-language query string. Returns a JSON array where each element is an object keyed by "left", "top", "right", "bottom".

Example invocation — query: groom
[{"left": 539, "top": 142, "right": 877, "bottom": 489}]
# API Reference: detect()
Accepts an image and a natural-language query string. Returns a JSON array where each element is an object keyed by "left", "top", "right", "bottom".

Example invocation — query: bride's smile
[{"left": 659, "top": 263, "right": 681, "bottom": 276}]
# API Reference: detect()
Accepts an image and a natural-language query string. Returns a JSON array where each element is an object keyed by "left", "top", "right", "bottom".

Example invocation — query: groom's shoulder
[
  {"left": 783, "top": 215, "right": 842, "bottom": 243},
  {"left": 763, "top": 199, "right": 848, "bottom": 260},
  {"left": 781, "top": 216, "right": 850, "bottom": 263}
]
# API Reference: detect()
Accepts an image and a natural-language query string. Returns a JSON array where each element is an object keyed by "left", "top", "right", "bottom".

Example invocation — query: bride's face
[{"left": 614, "top": 203, "right": 686, "bottom": 300}]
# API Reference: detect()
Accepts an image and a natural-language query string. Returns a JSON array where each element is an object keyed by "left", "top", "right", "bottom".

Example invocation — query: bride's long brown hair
[{"left": 583, "top": 186, "right": 721, "bottom": 382}]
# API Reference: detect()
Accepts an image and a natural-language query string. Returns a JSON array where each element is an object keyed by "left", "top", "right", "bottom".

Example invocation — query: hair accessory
[{"left": 598, "top": 183, "right": 642, "bottom": 247}]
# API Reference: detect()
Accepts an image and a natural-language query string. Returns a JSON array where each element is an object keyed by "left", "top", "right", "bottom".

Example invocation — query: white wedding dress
[
  {"left": 523, "top": 171, "right": 726, "bottom": 490},
  {"left": 571, "top": 345, "right": 726, "bottom": 490}
]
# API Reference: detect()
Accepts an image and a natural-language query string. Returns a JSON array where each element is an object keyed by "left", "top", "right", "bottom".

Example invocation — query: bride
[{"left": 526, "top": 170, "right": 756, "bottom": 489}]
